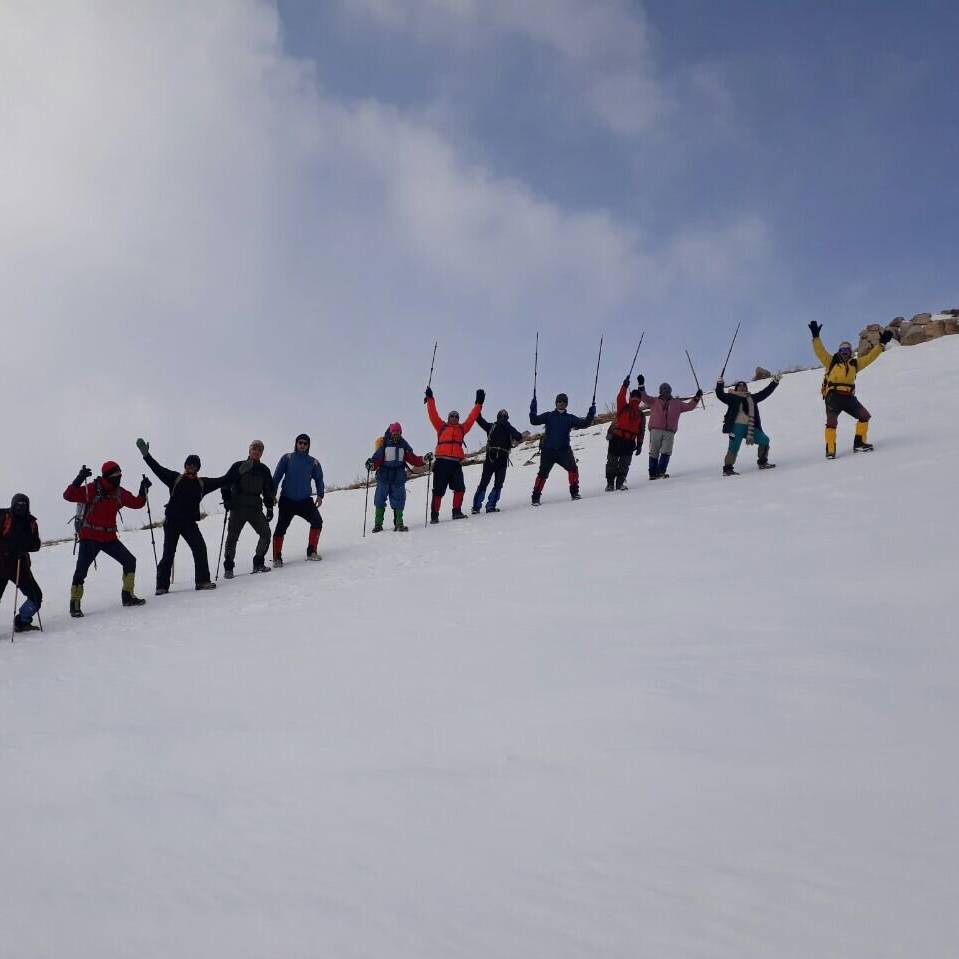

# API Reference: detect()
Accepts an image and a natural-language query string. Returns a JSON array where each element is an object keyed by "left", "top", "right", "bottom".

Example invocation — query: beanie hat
[
  {"left": 388, "top": 422, "right": 402, "bottom": 435},
  {"left": 496, "top": 409, "right": 509, "bottom": 421},
  {"left": 658, "top": 383, "right": 672, "bottom": 397},
  {"left": 184, "top": 454, "right": 201, "bottom": 470},
  {"left": 295, "top": 433, "right": 311, "bottom": 449},
  {"left": 555, "top": 393, "right": 569, "bottom": 405},
  {"left": 249, "top": 440, "right": 265, "bottom": 452},
  {"left": 629, "top": 389, "right": 641, "bottom": 400},
  {"left": 101, "top": 460, "right": 121, "bottom": 478},
  {"left": 10, "top": 493, "right": 29, "bottom": 515}
]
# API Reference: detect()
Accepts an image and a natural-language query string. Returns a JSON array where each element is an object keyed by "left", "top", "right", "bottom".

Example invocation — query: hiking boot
[
  {"left": 13, "top": 616, "right": 40, "bottom": 633},
  {"left": 605, "top": 481, "right": 614, "bottom": 492},
  {"left": 853, "top": 437, "right": 874, "bottom": 452},
  {"left": 451, "top": 508, "right": 467, "bottom": 519},
  {"left": 306, "top": 551, "right": 322, "bottom": 561},
  {"left": 486, "top": 506, "right": 500, "bottom": 513},
  {"left": 196, "top": 582, "right": 216, "bottom": 590},
  {"left": 121, "top": 591, "right": 146, "bottom": 607},
  {"left": 273, "top": 555, "right": 284, "bottom": 567},
  {"left": 155, "top": 587, "right": 169, "bottom": 595},
  {"left": 531, "top": 492, "right": 541, "bottom": 506},
  {"left": 430, "top": 512, "right": 440, "bottom": 524},
  {"left": 723, "top": 464, "right": 738, "bottom": 476},
  {"left": 570, "top": 484, "right": 581, "bottom": 501},
  {"left": 758, "top": 461, "right": 776, "bottom": 470},
  {"left": 825, "top": 450, "right": 836, "bottom": 460},
  {"left": 69, "top": 601, "right": 84, "bottom": 618},
  {"left": 223, "top": 568, "right": 235, "bottom": 579},
  {"left": 251, "top": 561, "right": 272, "bottom": 574},
  {"left": 471, "top": 507, "right": 481, "bottom": 515},
  {"left": 372, "top": 524, "right": 384, "bottom": 533},
  {"left": 394, "top": 523, "right": 409, "bottom": 532},
  {"left": 617, "top": 482, "right": 629, "bottom": 491}
]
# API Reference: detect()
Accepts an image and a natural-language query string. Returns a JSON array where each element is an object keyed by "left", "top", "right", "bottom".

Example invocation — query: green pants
[{"left": 224, "top": 507, "right": 271, "bottom": 569}]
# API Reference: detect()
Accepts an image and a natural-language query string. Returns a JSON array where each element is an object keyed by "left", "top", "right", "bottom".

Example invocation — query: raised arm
[
  {"left": 856, "top": 343, "right": 883, "bottom": 371},
  {"left": 426, "top": 395, "right": 444, "bottom": 432},
  {"left": 529, "top": 397, "right": 546, "bottom": 426},
  {"left": 475, "top": 413, "right": 492, "bottom": 434},
  {"left": 812, "top": 337, "right": 832, "bottom": 367},
  {"left": 753, "top": 379, "right": 779, "bottom": 402},
  {"left": 461, "top": 401, "right": 483, "bottom": 434},
  {"left": 142, "top": 452, "right": 179, "bottom": 488}
]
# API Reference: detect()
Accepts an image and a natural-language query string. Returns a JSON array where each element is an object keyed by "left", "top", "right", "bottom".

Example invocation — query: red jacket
[
  {"left": 426, "top": 397, "right": 482, "bottom": 460},
  {"left": 609, "top": 384, "right": 646, "bottom": 444},
  {"left": 63, "top": 479, "right": 146, "bottom": 543}
]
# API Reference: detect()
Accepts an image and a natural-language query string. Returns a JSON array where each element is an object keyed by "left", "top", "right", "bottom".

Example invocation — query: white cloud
[{"left": 0, "top": 1, "right": 768, "bottom": 530}]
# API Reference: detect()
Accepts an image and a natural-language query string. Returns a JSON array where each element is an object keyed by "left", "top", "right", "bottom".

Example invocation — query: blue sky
[{"left": 2, "top": 1, "right": 957, "bottom": 520}]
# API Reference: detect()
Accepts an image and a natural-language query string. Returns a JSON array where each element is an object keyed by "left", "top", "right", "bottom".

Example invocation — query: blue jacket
[
  {"left": 371, "top": 436, "right": 423, "bottom": 473},
  {"left": 273, "top": 450, "right": 324, "bottom": 501},
  {"left": 529, "top": 398, "right": 595, "bottom": 451}
]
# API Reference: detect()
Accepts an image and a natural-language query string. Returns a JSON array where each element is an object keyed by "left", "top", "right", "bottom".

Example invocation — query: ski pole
[
  {"left": 533, "top": 330, "right": 539, "bottom": 399},
  {"left": 719, "top": 321, "right": 742, "bottom": 380},
  {"left": 427, "top": 341, "right": 438, "bottom": 391},
  {"left": 362, "top": 465, "right": 372, "bottom": 538},
  {"left": 424, "top": 457, "right": 433, "bottom": 528},
  {"left": 143, "top": 476, "right": 159, "bottom": 570},
  {"left": 591, "top": 334, "right": 604, "bottom": 406},
  {"left": 36, "top": 610, "right": 43, "bottom": 633},
  {"left": 684, "top": 348, "right": 706, "bottom": 409},
  {"left": 10, "top": 557, "right": 20, "bottom": 642},
  {"left": 627, "top": 331, "right": 646, "bottom": 378},
  {"left": 215, "top": 508, "right": 229, "bottom": 581}
]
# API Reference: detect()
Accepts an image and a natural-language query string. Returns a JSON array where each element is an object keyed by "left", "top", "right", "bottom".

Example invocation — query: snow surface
[{"left": 2, "top": 338, "right": 958, "bottom": 958}]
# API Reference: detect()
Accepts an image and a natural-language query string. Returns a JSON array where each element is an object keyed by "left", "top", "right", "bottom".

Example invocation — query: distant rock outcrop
[
  {"left": 857, "top": 310, "right": 958, "bottom": 353},
  {"left": 754, "top": 366, "right": 772, "bottom": 380}
]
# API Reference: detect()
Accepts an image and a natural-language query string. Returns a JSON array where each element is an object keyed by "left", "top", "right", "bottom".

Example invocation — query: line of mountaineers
[{"left": 0, "top": 322, "right": 893, "bottom": 631}]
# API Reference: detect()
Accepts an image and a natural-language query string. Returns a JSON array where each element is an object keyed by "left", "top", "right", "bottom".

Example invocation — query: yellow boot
[
  {"left": 854, "top": 420, "right": 873, "bottom": 452},
  {"left": 825, "top": 427, "right": 837, "bottom": 459}
]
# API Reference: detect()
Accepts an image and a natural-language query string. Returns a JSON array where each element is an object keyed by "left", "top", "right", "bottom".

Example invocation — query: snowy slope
[{"left": 2, "top": 338, "right": 958, "bottom": 959}]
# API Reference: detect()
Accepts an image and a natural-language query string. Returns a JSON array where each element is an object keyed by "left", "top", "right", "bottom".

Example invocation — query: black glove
[
  {"left": 266, "top": 507, "right": 274, "bottom": 522},
  {"left": 365, "top": 458, "right": 374, "bottom": 471},
  {"left": 880, "top": 329, "right": 893, "bottom": 345},
  {"left": 138, "top": 475, "right": 152, "bottom": 496},
  {"left": 475, "top": 388, "right": 485, "bottom": 405},
  {"left": 222, "top": 497, "right": 231, "bottom": 512},
  {"left": 73, "top": 465, "right": 92, "bottom": 487},
  {"left": 808, "top": 321, "right": 822, "bottom": 338},
  {"left": 695, "top": 389, "right": 703, "bottom": 399},
  {"left": 424, "top": 452, "right": 434, "bottom": 463},
  {"left": 636, "top": 374, "right": 645, "bottom": 387},
  {"left": 588, "top": 404, "right": 596, "bottom": 418},
  {"left": 622, "top": 377, "right": 630, "bottom": 388},
  {"left": 716, "top": 379, "right": 724, "bottom": 390},
  {"left": 424, "top": 386, "right": 433, "bottom": 403}
]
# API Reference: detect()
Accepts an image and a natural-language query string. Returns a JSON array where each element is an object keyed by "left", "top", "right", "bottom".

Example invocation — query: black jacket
[
  {"left": 476, "top": 415, "right": 523, "bottom": 463},
  {"left": 0, "top": 508, "right": 41, "bottom": 566},
  {"left": 222, "top": 460, "right": 275, "bottom": 511},
  {"left": 716, "top": 381, "right": 778, "bottom": 434},
  {"left": 143, "top": 453, "right": 227, "bottom": 522}
]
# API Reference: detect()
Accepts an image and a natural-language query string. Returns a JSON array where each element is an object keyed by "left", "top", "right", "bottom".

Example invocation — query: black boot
[
  {"left": 723, "top": 464, "right": 738, "bottom": 476},
  {"left": 853, "top": 436, "right": 874, "bottom": 452},
  {"left": 13, "top": 615, "right": 40, "bottom": 633},
  {"left": 605, "top": 479, "right": 614, "bottom": 492},
  {"left": 430, "top": 511, "right": 440, "bottom": 524},
  {"left": 570, "top": 484, "right": 581, "bottom": 501},
  {"left": 451, "top": 508, "right": 467, "bottom": 519},
  {"left": 121, "top": 591, "right": 146, "bottom": 607}
]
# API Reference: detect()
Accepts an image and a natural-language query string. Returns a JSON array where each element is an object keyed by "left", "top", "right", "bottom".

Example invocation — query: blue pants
[
  {"left": 374, "top": 471, "right": 407, "bottom": 511},
  {"left": 727, "top": 423, "right": 770, "bottom": 456}
]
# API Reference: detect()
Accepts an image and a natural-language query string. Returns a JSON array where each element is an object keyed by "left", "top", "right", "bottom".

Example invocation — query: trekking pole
[
  {"left": 684, "top": 348, "right": 707, "bottom": 409},
  {"left": 36, "top": 610, "right": 43, "bottom": 633},
  {"left": 719, "top": 321, "right": 742, "bottom": 381},
  {"left": 424, "top": 457, "right": 433, "bottom": 528},
  {"left": 214, "top": 509, "right": 228, "bottom": 581},
  {"left": 627, "top": 331, "right": 646, "bottom": 379},
  {"left": 427, "top": 341, "right": 438, "bottom": 390},
  {"left": 533, "top": 330, "right": 539, "bottom": 399},
  {"left": 591, "top": 334, "right": 604, "bottom": 406},
  {"left": 362, "top": 465, "right": 372, "bottom": 538},
  {"left": 143, "top": 476, "right": 159, "bottom": 570},
  {"left": 10, "top": 557, "right": 20, "bottom": 642}
]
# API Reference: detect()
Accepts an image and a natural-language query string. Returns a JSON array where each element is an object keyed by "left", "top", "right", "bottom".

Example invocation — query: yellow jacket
[{"left": 813, "top": 337, "right": 882, "bottom": 394}]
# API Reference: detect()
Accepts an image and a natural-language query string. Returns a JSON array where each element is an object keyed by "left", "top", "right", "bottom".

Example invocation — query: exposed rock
[
  {"left": 858, "top": 338, "right": 875, "bottom": 356},
  {"left": 911, "top": 312, "right": 932, "bottom": 325},
  {"left": 944, "top": 317, "right": 959, "bottom": 335},
  {"left": 865, "top": 323, "right": 882, "bottom": 333},
  {"left": 890, "top": 316, "right": 905, "bottom": 327},
  {"left": 754, "top": 366, "right": 772, "bottom": 380},
  {"left": 901, "top": 323, "right": 929, "bottom": 346},
  {"left": 926, "top": 319, "right": 946, "bottom": 339},
  {"left": 884, "top": 325, "right": 902, "bottom": 341}
]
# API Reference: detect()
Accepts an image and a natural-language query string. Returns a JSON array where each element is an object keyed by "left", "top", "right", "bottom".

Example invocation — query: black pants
[
  {"left": 825, "top": 391, "right": 870, "bottom": 427},
  {"left": 0, "top": 557, "right": 43, "bottom": 609},
  {"left": 72, "top": 539, "right": 136, "bottom": 586},
  {"left": 274, "top": 496, "right": 323, "bottom": 536},
  {"left": 158, "top": 518, "right": 210, "bottom": 589},
  {"left": 606, "top": 437, "right": 636, "bottom": 486},
  {"left": 472, "top": 458, "right": 508, "bottom": 510},
  {"left": 432, "top": 458, "right": 466, "bottom": 498},
  {"left": 537, "top": 447, "right": 578, "bottom": 479}
]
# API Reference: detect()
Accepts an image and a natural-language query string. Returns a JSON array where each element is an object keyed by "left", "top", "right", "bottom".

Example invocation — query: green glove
[{"left": 136, "top": 438, "right": 149, "bottom": 456}]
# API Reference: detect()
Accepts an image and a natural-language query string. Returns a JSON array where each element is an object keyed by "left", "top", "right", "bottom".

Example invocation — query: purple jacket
[{"left": 638, "top": 389, "right": 698, "bottom": 433}]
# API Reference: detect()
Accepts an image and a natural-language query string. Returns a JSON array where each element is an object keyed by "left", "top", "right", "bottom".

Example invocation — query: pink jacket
[{"left": 638, "top": 389, "right": 698, "bottom": 433}]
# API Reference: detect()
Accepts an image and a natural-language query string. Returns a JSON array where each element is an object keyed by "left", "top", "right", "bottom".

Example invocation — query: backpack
[{"left": 73, "top": 479, "right": 121, "bottom": 537}]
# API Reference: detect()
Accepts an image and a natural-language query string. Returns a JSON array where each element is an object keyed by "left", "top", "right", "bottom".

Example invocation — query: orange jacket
[{"left": 426, "top": 397, "right": 481, "bottom": 460}]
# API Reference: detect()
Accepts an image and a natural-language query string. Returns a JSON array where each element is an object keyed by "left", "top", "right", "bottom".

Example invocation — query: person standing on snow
[
  {"left": 365, "top": 423, "right": 428, "bottom": 532},
  {"left": 136, "top": 439, "right": 227, "bottom": 593},
  {"left": 63, "top": 461, "right": 149, "bottom": 617},
  {"left": 425, "top": 386, "right": 484, "bottom": 523},
  {"left": 638, "top": 377, "right": 701, "bottom": 479},
  {"left": 605, "top": 378, "right": 647, "bottom": 491},
  {"left": 271, "top": 433, "right": 325, "bottom": 565},
  {"left": 714, "top": 377, "right": 780, "bottom": 475},
  {"left": 529, "top": 392, "right": 596, "bottom": 504},
  {"left": 471, "top": 409, "right": 523, "bottom": 513},
  {"left": 809, "top": 321, "right": 892, "bottom": 459},
  {"left": 0, "top": 493, "right": 43, "bottom": 633},
  {"left": 221, "top": 440, "right": 274, "bottom": 577}
]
